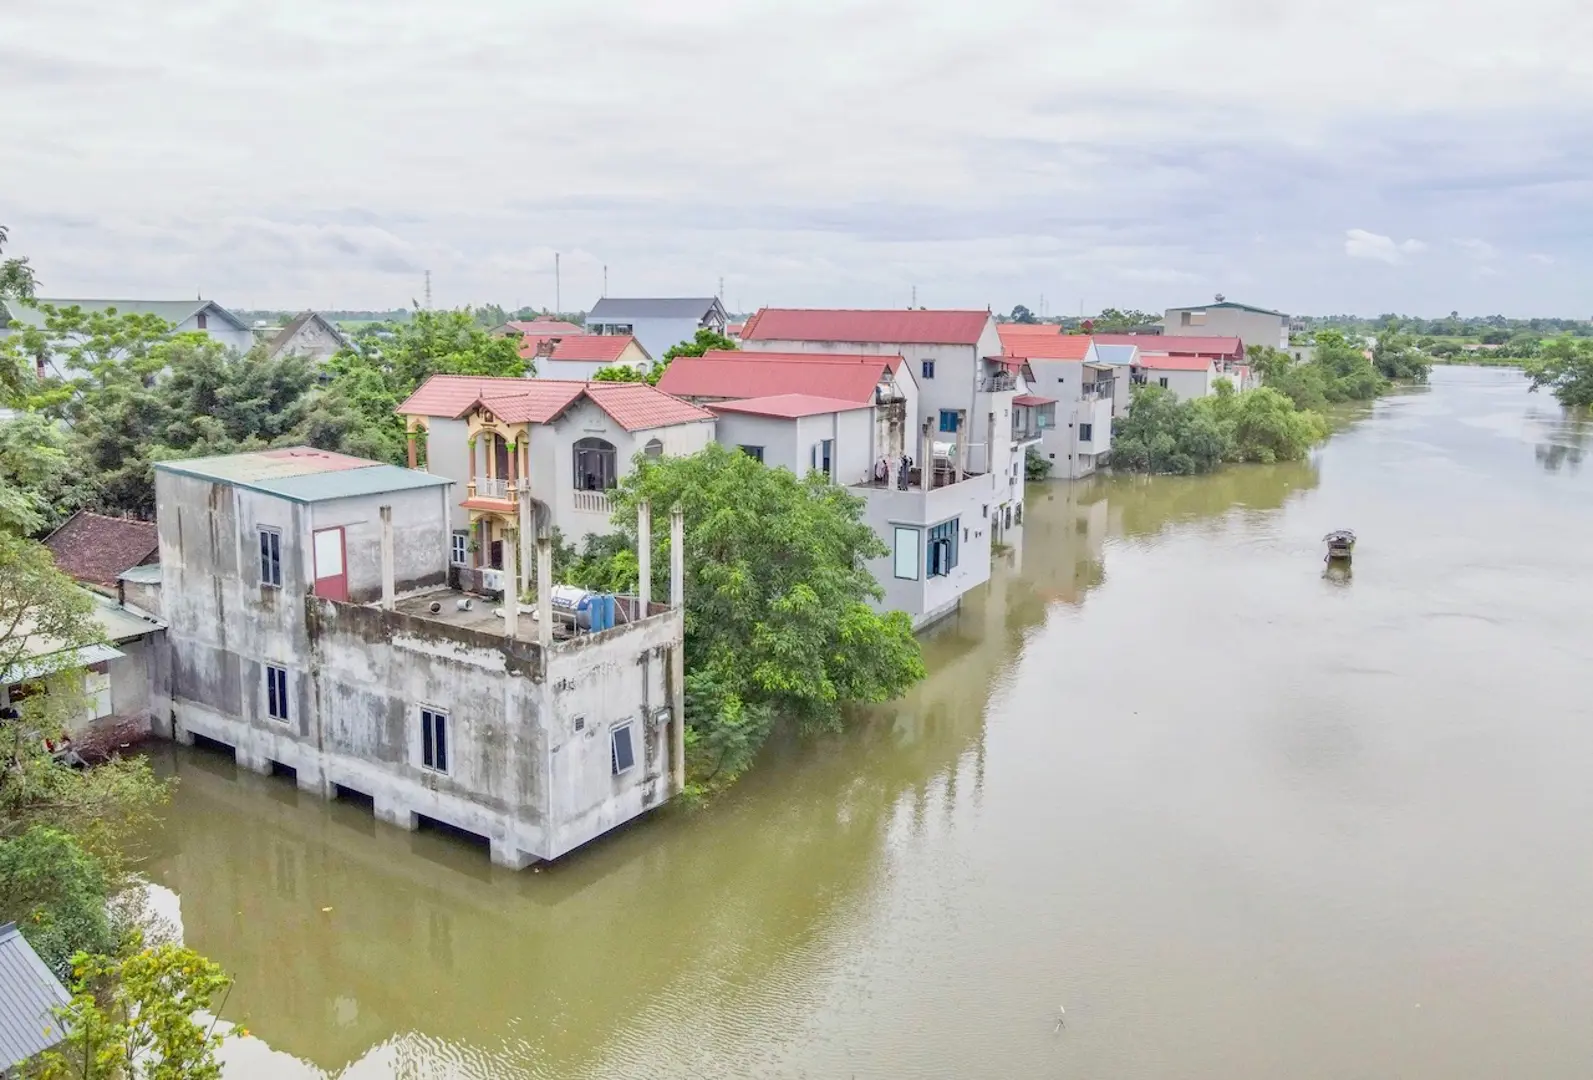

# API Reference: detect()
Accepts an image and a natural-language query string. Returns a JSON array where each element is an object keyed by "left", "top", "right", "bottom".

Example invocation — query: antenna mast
[
  {"left": 555, "top": 252, "right": 561, "bottom": 313},
  {"left": 424, "top": 270, "right": 431, "bottom": 310}
]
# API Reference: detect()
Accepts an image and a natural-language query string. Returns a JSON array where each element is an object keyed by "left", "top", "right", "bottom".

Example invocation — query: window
[
  {"left": 811, "top": 439, "right": 833, "bottom": 477},
  {"left": 738, "top": 444, "right": 764, "bottom": 463},
  {"left": 1180, "top": 310, "right": 1192, "bottom": 326},
  {"left": 644, "top": 438, "right": 664, "bottom": 458},
  {"left": 892, "top": 526, "right": 920, "bottom": 580},
  {"left": 982, "top": 504, "right": 988, "bottom": 519},
  {"left": 420, "top": 708, "right": 449, "bottom": 773},
  {"left": 451, "top": 530, "right": 468, "bottom": 566},
  {"left": 611, "top": 722, "right": 636, "bottom": 775},
  {"left": 921, "top": 359, "right": 935, "bottom": 379},
  {"left": 1158, "top": 377, "right": 1169, "bottom": 389},
  {"left": 265, "top": 665, "right": 289, "bottom": 722},
  {"left": 927, "top": 518, "right": 959, "bottom": 577},
  {"left": 573, "top": 437, "right": 618, "bottom": 491},
  {"left": 1079, "top": 423, "right": 1093, "bottom": 442},
  {"left": 258, "top": 528, "right": 282, "bottom": 588},
  {"left": 938, "top": 409, "right": 960, "bottom": 433},
  {"left": 196, "top": 312, "right": 208, "bottom": 330}
]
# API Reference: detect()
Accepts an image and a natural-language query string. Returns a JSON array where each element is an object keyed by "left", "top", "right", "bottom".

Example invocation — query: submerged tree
[
  {"left": 1526, "top": 337, "right": 1593, "bottom": 408},
  {"left": 564, "top": 444, "right": 925, "bottom": 788}
]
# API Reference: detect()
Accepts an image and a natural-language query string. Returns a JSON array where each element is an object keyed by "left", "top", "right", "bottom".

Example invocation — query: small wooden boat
[{"left": 1323, "top": 529, "right": 1356, "bottom": 561}]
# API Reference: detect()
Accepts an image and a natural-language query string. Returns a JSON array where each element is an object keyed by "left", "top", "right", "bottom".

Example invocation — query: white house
[
  {"left": 1088, "top": 341, "right": 1140, "bottom": 417},
  {"left": 525, "top": 334, "right": 652, "bottom": 381},
  {"left": 738, "top": 308, "right": 1027, "bottom": 538},
  {"left": 1133, "top": 354, "right": 1217, "bottom": 400},
  {"left": 0, "top": 298, "right": 255, "bottom": 378},
  {"left": 585, "top": 297, "right": 727, "bottom": 361},
  {"left": 397, "top": 375, "right": 716, "bottom": 567},
  {"left": 997, "top": 327, "right": 1109, "bottom": 479},
  {"left": 262, "top": 311, "right": 350, "bottom": 364},
  {"left": 1162, "top": 298, "right": 1290, "bottom": 350},
  {"left": 659, "top": 347, "right": 1002, "bottom": 629}
]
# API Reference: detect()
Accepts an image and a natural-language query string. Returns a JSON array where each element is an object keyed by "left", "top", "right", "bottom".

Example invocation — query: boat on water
[{"left": 1323, "top": 529, "right": 1356, "bottom": 561}]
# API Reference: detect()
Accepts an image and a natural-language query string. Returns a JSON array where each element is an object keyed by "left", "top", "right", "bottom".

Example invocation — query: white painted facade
[
  {"left": 1138, "top": 364, "right": 1216, "bottom": 401},
  {"left": 1163, "top": 302, "right": 1290, "bottom": 350}
]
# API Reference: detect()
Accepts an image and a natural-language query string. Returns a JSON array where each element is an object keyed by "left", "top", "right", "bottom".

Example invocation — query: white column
[
  {"left": 379, "top": 506, "right": 395, "bottom": 610},
  {"left": 636, "top": 499, "right": 652, "bottom": 614},
  {"left": 502, "top": 527, "right": 519, "bottom": 640},
  {"left": 536, "top": 536, "right": 553, "bottom": 648},
  {"left": 669, "top": 506, "right": 684, "bottom": 610},
  {"left": 518, "top": 487, "right": 534, "bottom": 595}
]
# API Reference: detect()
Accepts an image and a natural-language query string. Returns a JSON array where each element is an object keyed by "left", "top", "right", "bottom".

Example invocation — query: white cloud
[
  {"left": 1529, "top": 253, "right": 1556, "bottom": 264},
  {"left": 1454, "top": 237, "right": 1499, "bottom": 260},
  {"left": 1344, "top": 229, "right": 1428, "bottom": 264}
]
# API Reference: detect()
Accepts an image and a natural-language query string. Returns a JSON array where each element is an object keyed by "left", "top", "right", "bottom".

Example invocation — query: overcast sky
[{"left": 2, "top": 0, "right": 1589, "bottom": 316}]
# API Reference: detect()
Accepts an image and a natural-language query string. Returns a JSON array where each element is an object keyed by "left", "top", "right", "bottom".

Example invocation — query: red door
[{"left": 313, "top": 527, "right": 349, "bottom": 601}]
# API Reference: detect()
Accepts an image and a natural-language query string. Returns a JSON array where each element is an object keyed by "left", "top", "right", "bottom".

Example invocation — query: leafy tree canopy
[
  {"left": 562, "top": 445, "right": 925, "bottom": 789},
  {"left": 1526, "top": 336, "right": 1593, "bottom": 408},
  {"left": 1113, "top": 382, "right": 1326, "bottom": 474}
]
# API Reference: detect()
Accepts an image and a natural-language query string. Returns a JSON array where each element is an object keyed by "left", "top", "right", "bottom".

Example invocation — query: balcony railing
[
  {"left": 473, "top": 477, "right": 510, "bottom": 500},
  {"left": 573, "top": 489, "right": 613, "bottom": 514},
  {"left": 981, "top": 372, "right": 1018, "bottom": 393},
  {"left": 1012, "top": 425, "right": 1042, "bottom": 443}
]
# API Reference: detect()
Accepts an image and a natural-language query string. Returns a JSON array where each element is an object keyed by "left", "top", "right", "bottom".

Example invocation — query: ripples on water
[{"left": 142, "top": 367, "right": 1593, "bottom": 1079}]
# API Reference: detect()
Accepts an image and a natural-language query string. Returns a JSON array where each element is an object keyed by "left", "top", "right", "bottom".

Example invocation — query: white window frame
[
  {"left": 265, "top": 664, "right": 289, "bottom": 722},
  {"left": 893, "top": 526, "right": 921, "bottom": 580},
  {"left": 259, "top": 527, "right": 282, "bottom": 588},
  {"left": 420, "top": 706, "right": 449, "bottom": 774},
  {"left": 450, "top": 530, "right": 469, "bottom": 567},
  {"left": 610, "top": 721, "right": 636, "bottom": 776}
]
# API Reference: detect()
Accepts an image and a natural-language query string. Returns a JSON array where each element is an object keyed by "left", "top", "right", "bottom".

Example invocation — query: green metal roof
[
  {"left": 154, "top": 448, "right": 452, "bottom": 504},
  {"left": 1168, "top": 300, "right": 1288, "bottom": 318},
  {"left": 0, "top": 298, "right": 250, "bottom": 331}
]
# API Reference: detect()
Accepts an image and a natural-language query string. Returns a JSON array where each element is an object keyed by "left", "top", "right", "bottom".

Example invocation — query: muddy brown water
[{"left": 142, "top": 366, "right": 1593, "bottom": 1078}]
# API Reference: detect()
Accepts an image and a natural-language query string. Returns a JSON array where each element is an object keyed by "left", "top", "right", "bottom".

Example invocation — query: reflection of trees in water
[
  {"left": 1100, "top": 460, "right": 1319, "bottom": 539},
  {"left": 1534, "top": 408, "right": 1589, "bottom": 473},
  {"left": 140, "top": 618, "right": 1001, "bottom": 1079}
]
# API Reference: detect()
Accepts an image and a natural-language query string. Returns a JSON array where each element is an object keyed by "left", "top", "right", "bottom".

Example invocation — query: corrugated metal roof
[
  {"left": 1093, "top": 334, "right": 1243, "bottom": 359},
  {"left": 117, "top": 564, "right": 163, "bottom": 585},
  {"left": 0, "top": 923, "right": 70, "bottom": 1070},
  {"left": 740, "top": 308, "right": 992, "bottom": 345},
  {"left": 588, "top": 297, "right": 721, "bottom": 320},
  {"left": 154, "top": 448, "right": 451, "bottom": 504},
  {"left": 658, "top": 353, "right": 893, "bottom": 404},
  {"left": 1137, "top": 355, "right": 1216, "bottom": 371},
  {"left": 0, "top": 298, "right": 249, "bottom": 332},
  {"left": 1002, "top": 334, "right": 1094, "bottom": 360},
  {"left": 2, "top": 642, "right": 125, "bottom": 684},
  {"left": 1169, "top": 300, "right": 1287, "bottom": 317},
  {"left": 1091, "top": 343, "right": 1140, "bottom": 366}
]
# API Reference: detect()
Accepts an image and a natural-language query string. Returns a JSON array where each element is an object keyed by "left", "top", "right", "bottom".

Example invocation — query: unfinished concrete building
[{"left": 152, "top": 447, "right": 685, "bottom": 867}]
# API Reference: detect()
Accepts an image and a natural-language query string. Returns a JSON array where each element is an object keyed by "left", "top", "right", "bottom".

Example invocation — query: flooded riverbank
[{"left": 141, "top": 366, "right": 1593, "bottom": 1079}]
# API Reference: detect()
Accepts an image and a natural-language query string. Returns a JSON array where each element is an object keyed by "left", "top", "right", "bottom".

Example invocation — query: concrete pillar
[
  {"left": 536, "top": 536, "right": 553, "bottom": 648},
  {"left": 374, "top": 796, "right": 418, "bottom": 831},
  {"left": 956, "top": 410, "right": 968, "bottom": 483},
  {"left": 669, "top": 506, "right": 684, "bottom": 610},
  {"left": 406, "top": 432, "right": 417, "bottom": 469},
  {"left": 636, "top": 499, "right": 652, "bottom": 614},
  {"left": 173, "top": 723, "right": 195, "bottom": 747},
  {"left": 236, "top": 746, "right": 272, "bottom": 776},
  {"left": 502, "top": 527, "right": 519, "bottom": 639},
  {"left": 379, "top": 505, "right": 395, "bottom": 611},
  {"left": 518, "top": 488, "right": 534, "bottom": 595},
  {"left": 490, "top": 838, "right": 533, "bottom": 870},
  {"left": 920, "top": 422, "right": 933, "bottom": 491},
  {"left": 670, "top": 643, "right": 685, "bottom": 795}
]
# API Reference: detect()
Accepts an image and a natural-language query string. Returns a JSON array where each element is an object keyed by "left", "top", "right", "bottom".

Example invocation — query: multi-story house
[
  {"left": 1161, "top": 297, "right": 1290, "bottom": 350},
  {"left": 396, "top": 376, "right": 716, "bottom": 573},
  {"left": 658, "top": 343, "right": 1005, "bottom": 628},
  {"left": 261, "top": 311, "right": 350, "bottom": 364},
  {"left": 584, "top": 297, "right": 728, "bottom": 361},
  {"left": 998, "top": 327, "right": 1111, "bottom": 479},
  {"left": 738, "top": 307, "right": 1029, "bottom": 535},
  {"left": 1093, "top": 334, "right": 1253, "bottom": 396},
  {"left": 523, "top": 334, "right": 653, "bottom": 380},
  {"left": 0, "top": 297, "right": 255, "bottom": 378},
  {"left": 151, "top": 446, "right": 688, "bottom": 867}
]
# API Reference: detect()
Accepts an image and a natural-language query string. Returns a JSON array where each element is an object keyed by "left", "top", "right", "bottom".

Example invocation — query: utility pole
[
  {"left": 718, "top": 275, "right": 724, "bottom": 300},
  {"left": 554, "top": 252, "right": 561, "bottom": 314},
  {"left": 424, "top": 270, "right": 431, "bottom": 310},
  {"left": 911, "top": 285, "right": 917, "bottom": 310},
  {"left": 603, "top": 264, "right": 608, "bottom": 298}
]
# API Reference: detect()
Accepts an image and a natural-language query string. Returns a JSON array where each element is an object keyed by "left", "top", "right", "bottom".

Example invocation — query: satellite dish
[{"left": 1214, "top": 293, "right": 1226, "bottom": 302}]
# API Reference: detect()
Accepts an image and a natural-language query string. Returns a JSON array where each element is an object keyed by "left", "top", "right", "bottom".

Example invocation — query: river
[{"left": 139, "top": 365, "right": 1593, "bottom": 1079}]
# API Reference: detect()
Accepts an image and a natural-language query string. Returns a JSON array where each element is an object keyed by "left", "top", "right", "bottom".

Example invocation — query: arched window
[
  {"left": 573, "top": 437, "right": 618, "bottom": 491},
  {"left": 643, "top": 438, "right": 664, "bottom": 458}
]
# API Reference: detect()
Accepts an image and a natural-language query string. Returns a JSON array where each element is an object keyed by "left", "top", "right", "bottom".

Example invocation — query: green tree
[
  {"left": 1024, "top": 447, "right": 1052, "bottom": 480},
  {"left": 1091, "top": 308, "right": 1159, "bottom": 332},
  {"left": 1111, "top": 385, "right": 1228, "bottom": 474},
  {"left": 0, "top": 413, "right": 90, "bottom": 536},
  {"left": 1311, "top": 330, "right": 1386, "bottom": 401},
  {"left": 651, "top": 328, "right": 737, "bottom": 387},
  {"left": 1372, "top": 331, "right": 1432, "bottom": 382},
  {"left": 1009, "top": 304, "right": 1037, "bottom": 324},
  {"left": 156, "top": 339, "right": 315, "bottom": 458},
  {"left": 0, "top": 827, "right": 116, "bottom": 978},
  {"left": 27, "top": 941, "right": 236, "bottom": 1080},
  {"left": 1195, "top": 382, "right": 1326, "bottom": 464},
  {"left": 380, "top": 308, "right": 527, "bottom": 391},
  {"left": 567, "top": 445, "right": 925, "bottom": 788},
  {"left": 589, "top": 364, "right": 647, "bottom": 384},
  {"left": 0, "top": 224, "right": 36, "bottom": 304},
  {"left": 1526, "top": 337, "right": 1593, "bottom": 408}
]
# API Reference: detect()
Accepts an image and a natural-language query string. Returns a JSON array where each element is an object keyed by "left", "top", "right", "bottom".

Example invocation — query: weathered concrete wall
[
  {"left": 109, "top": 634, "right": 156, "bottom": 717},
  {"left": 308, "top": 485, "right": 450, "bottom": 602},
  {"left": 795, "top": 408, "right": 873, "bottom": 485},
  {"left": 709, "top": 412, "right": 801, "bottom": 472},
  {"left": 859, "top": 472, "right": 994, "bottom": 628},
  {"left": 542, "top": 609, "right": 683, "bottom": 858}
]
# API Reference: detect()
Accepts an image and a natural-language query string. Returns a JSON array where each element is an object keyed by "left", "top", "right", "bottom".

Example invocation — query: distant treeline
[{"left": 1303, "top": 314, "right": 1593, "bottom": 338}]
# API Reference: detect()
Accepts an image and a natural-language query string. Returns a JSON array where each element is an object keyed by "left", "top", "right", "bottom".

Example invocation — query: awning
[
  {"left": 1013, "top": 394, "right": 1056, "bottom": 407},
  {"left": 3, "top": 643, "right": 124, "bottom": 685}
]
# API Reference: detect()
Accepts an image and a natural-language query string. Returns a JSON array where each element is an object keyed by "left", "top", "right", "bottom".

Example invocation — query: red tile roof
[
  {"left": 726, "top": 322, "right": 745, "bottom": 336},
  {"left": 1092, "top": 334, "right": 1243, "bottom": 359},
  {"left": 708, "top": 394, "right": 873, "bottom": 419},
  {"left": 516, "top": 333, "right": 576, "bottom": 358},
  {"left": 545, "top": 335, "right": 646, "bottom": 363},
  {"left": 44, "top": 511, "right": 159, "bottom": 589},
  {"left": 1012, "top": 394, "right": 1057, "bottom": 407},
  {"left": 657, "top": 353, "right": 895, "bottom": 404},
  {"left": 740, "top": 308, "right": 992, "bottom": 345},
  {"left": 1136, "top": 354, "right": 1216, "bottom": 371},
  {"left": 996, "top": 324, "right": 1062, "bottom": 344},
  {"left": 1001, "top": 334, "right": 1093, "bottom": 360},
  {"left": 396, "top": 375, "right": 712, "bottom": 432}
]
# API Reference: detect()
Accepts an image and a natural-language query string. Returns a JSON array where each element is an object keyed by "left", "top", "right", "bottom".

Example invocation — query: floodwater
[{"left": 141, "top": 366, "right": 1593, "bottom": 1079}]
